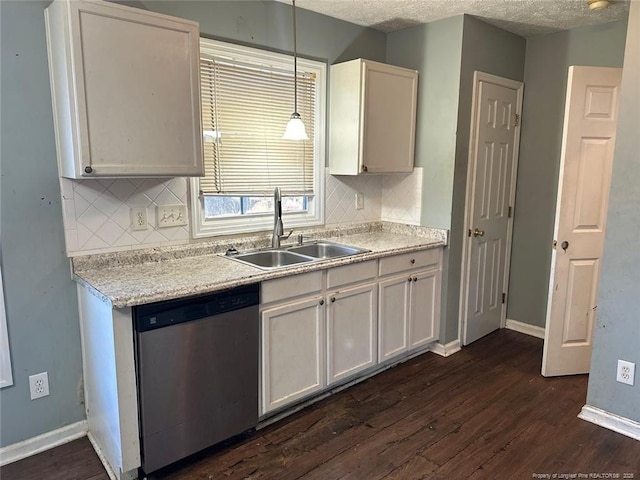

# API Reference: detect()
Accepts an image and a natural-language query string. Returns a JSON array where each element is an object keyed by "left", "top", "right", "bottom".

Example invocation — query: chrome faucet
[{"left": 272, "top": 187, "right": 292, "bottom": 248}]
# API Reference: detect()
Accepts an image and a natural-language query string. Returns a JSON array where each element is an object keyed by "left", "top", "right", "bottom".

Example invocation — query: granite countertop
[{"left": 72, "top": 222, "right": 448, "bottom": 308}]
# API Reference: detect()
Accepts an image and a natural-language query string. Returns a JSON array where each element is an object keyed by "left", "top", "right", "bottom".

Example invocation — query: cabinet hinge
[
  {"left": 502, "top": 293, "right": 506, "bottom": 304},
  {"left": 508, "top": 206, "right": 512, "bottom": 218},
  {"left": 514, "top": 114, "right": 520, "bottom": 127}
]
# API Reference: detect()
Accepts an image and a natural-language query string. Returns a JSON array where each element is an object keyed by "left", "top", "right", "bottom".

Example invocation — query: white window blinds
[{"left": 199, "top": 55, "right": 316, "bottom": 196}]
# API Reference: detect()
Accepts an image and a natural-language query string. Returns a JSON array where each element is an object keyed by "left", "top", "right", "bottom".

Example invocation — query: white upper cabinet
[
  {"left": 45, "top": 0, "right": 203, "bottom": 178},
  {"left": 329, "top": 59, "right": 418, "bottom": 175}
]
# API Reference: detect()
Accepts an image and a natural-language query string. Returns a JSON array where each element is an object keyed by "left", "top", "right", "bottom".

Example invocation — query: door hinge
[
  {"left": 468, "top": 228, "right": 472, "bottom": 238},
  {"left": 508, "top": 206, "right": 512, "bottom": 218},
  {"left": 502, "top": 293, "right": 506, "bottom": 304},
  {"left": 514, "top": 113, "right": 520, "bottom": 127}
]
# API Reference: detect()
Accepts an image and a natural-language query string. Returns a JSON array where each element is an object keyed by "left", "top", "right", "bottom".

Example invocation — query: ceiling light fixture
[
  {"left": 588, "top": 0, "right": 611, "bottom": 10},
  {"left": 283, "top": 0, "right": 309, "bottom": 141}
]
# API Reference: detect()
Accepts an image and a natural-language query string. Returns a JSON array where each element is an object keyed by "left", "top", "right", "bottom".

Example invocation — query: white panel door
[
  {"left": 327, "top": 284, "right": 377, "bottom": 385},
  {"left": 463, "top": 73, "right": 522, "bottom": 345},
  {"left": 261, "top": 296, "right": 325, "bottom": 414},
  {"left": 542, "top": 66, "right": 622, "bottom": 377}
]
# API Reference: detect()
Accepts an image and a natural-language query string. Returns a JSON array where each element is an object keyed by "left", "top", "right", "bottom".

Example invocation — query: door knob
[
  {"left": 473, "top": 228, "right": 485, "bottom": 237},
  {"left": 561, "top": 241, "right": 569, "bottom": 251}
]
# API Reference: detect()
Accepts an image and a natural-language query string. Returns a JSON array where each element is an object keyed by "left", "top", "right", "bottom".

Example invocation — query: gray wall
[
  {"left": 446, "top": 16, "right": 526, "bottom": 343},
  {"left": 0, "top": 0, "right": 384, "bottom": 447},
  {"left": 387, "top": 16, "right": 464, "bottom": 231},
  {"left": 587, "top": 1, "right": 640, "bottom": 422},
  {"left": 0, "top": 0, "right": 85, "bottom": 447},
  {"left": 506, "top": 20, "right": 628, "bottom": 328},
  {"left": 387, "top": 15, "right": 526, "bottom": 343},
  {"left": 387, "top": 16, "right": 464, "bottom": 344}
]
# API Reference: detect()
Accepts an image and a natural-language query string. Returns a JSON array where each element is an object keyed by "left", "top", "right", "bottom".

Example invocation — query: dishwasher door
[{"left": 135, "top": 287, "right": 259, "bottom": 474}]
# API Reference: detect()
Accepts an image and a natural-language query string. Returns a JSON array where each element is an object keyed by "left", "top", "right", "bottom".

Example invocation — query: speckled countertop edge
[{"left": 73, "top": 222, "right": 448, "bottom": 308}]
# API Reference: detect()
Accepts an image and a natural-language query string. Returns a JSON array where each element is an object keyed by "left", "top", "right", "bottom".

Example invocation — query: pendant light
[{"left": 283, "top": 0, "right": 309, "bottom": 140}]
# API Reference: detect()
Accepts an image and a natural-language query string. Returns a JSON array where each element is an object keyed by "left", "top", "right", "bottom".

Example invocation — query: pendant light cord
[{"left": 292, "top": 0, "right": 298, "bottom": 114}]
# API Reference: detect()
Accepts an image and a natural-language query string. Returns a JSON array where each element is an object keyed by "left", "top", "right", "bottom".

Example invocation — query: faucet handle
[{"left": 281, "top": 230, "right": 293, "bottom": 241}]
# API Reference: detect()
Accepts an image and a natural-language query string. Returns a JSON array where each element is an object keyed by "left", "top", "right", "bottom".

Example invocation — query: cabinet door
[
  {"left": 408, "top": 268, "right": 441, "bottom": 350},
  {"left": 378, "top": 275, "right": 410, "bottom": 362},
  {"left": 362, "top": 61, "right": 417, "bottom": 173},
  {"left": 327, "top": 284, "right": 377, "bottom": 385},
  {"left": 261, "top": 297, "right": 325, "bottom": 415},
  {"left": 46, "top": 0, "right": 203, "bottom": 178}
]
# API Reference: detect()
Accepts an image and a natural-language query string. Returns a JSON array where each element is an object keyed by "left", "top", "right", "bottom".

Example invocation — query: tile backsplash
[
  {"left": 60, "top": 177, "right": 190, "bottom": 256},
  {"left": 60, "top": 168, "right": 423, "bottom": 256}
]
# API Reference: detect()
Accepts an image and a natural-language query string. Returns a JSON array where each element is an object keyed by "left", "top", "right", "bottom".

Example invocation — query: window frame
[{"left": 190, "top": 38, "right": 326, "bottom": 239}]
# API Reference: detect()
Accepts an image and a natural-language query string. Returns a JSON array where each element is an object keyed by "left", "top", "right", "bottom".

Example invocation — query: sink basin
[
  {"left": 229, "top": 250, "right": 314, "bottom": 270},
  {"left": 287, "top": 241, "right": 369, "bottom": 259},
  {"left": 224, "top": 241, "right": 370, "bottom": 270}
]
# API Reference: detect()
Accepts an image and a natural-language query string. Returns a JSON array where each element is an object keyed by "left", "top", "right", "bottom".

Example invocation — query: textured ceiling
[{"left": 290, "top": 0, "right": 630, "bottom": 37}]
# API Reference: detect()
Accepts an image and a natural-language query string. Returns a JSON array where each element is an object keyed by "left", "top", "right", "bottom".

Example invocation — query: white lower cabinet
[
  {"left": 378, "top": 249, "right": 442, "bottom": 363},
  {"left": 261, "top": 295, "right": 325, "bottom": 415},
  {"left": 326, "top": 283, "right": 377, "bottom": 385},
  {"left": 260, "top": 249, "right": 442, "bottom": 416},
  {"left": 378, "top": 275, "right": 411, "bottom": 362},
  {"left": 408, "top": 269, "right": 440, "bottom": 350}
]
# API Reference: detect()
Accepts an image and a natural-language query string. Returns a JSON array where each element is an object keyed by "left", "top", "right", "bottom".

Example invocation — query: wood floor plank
[{"left": 4, "top": 330, "right": 639, "bottom": 480}]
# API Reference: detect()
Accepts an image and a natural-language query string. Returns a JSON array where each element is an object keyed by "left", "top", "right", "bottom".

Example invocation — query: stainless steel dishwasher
[{"left": 133, "top": 283, "right": 259, "bottom": 474}]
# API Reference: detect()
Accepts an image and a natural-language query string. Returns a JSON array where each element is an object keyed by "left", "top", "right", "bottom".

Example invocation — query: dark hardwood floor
[{"left": 3, "top": 330, "right": 639, "bottom": 480}]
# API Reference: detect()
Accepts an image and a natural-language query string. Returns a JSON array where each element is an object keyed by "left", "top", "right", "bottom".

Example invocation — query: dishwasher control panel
[{"left": 134, "top": 283, "right": 259, "bottom": 332}]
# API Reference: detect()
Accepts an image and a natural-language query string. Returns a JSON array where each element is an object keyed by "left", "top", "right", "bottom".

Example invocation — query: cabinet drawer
[
  {"left": 327, "top": 260, "right": 377, "bottom": 289},
  {"left": 261, "top": 271, "right": 323, "bottom": 304},
  {"left": 379, "top": 249, "right": 441, "bottom": 276}
]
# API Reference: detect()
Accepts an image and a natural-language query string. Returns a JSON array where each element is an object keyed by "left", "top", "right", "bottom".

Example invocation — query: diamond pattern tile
[
  {"left": 382, "top": 167, "right": 423, "bottom": 225},
  {"left": 60, "top": 168, "right": 422, "bottom": 256},
  {"left": 61, "top": 177, "right": 191, "bottom": 255}
]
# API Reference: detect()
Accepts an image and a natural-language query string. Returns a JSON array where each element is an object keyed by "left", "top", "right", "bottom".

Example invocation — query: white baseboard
[
  {"left": 579, "top": 405, "right": 640, "bottom": 441},
  {"left": 431, "top": 339, "right": 461, "bottom": 357},
  {"left": 0, "top": 420, "right": 88, "bottom": 466},
  {"left": 87, "top": 432, "right": 118, "bottom": 480},
  {"left": 505, "top": 318, "right": 545, "bottom": 339}
]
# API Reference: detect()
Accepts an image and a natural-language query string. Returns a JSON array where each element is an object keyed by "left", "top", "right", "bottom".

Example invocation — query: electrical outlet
[
  {"left": 130, "top": 207, "right": 148, "bottom": 231},
  {"left": 355, "top": 192, "right": 364, "bottom": 210},
  {"left": 616, "top": 359, "right": 635, "bottom": 386},
  {"left": 29, "top": 372, "right": 50, "bottom": 400},
  {"left": 157, "top": 205, "right": 188, "bottom": 228}
]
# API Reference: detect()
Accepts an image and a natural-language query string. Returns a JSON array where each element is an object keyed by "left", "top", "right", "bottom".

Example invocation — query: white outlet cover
[
  {"left": 130, "top": 207, "right": 148, "bottom": 231},
  {"left": 616, "top": 359, "right": 635, "bottom": 386},
  {"left": 29, "top": 372, "right": 50, "bottom": 400}
]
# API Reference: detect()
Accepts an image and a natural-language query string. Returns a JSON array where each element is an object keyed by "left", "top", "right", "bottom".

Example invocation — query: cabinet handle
[
  {"left": 319, "top": 299, "right": 324, "bottom": 306},
  {"left": 330, "top": 297, "right": 336, "bottom": 303},
  {"left": 410, "top": 259, "right": 416, "bottom": 264},
  {"left": 84, "top": 166, "right": 93, "bottom": 174},
  {"left": 362, "top": 165, "right": 368, "bottom": 172},
  {"left": 413, "top": 277, "right": 418, "bottom": 282},
  {"left": 408, "top": 277, "right": 413, "bottom": 283}
]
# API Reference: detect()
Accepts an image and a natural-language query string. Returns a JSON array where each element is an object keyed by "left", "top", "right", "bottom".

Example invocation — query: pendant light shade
[
  {"left": 283, "top": 113, "right": 309, "bottom": 140},
  {"left": 283, "top": 0, "right": 308, "bottom": 141}
]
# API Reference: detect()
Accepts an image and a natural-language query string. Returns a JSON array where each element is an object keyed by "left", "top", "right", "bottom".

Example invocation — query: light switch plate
[
  {"left": 355, "top": 193, "right": 364, "bottom": 210},
  {"left": 157, "top": 205, "right": 188, "bottom": 228}
]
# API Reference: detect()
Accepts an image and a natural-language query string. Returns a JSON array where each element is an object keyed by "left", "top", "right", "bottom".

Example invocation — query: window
[{"left": 190, "top": 39, "right": 326, "bottom": 238}]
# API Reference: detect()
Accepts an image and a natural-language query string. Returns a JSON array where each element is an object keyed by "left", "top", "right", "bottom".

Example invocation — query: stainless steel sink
[
  {"left": 224, "top": 241, "right": 370, "bottom": 270},
  {"left": 287, "top": 241, "right": 369, "bottom": 259},
  {"left": 228, "top": 249, "right": 314, "bottom": 270}
]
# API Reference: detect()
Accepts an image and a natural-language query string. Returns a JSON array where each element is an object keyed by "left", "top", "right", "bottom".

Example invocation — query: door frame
[{"left": 459, "top": 71, "right": 524, "bottom": 346}]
